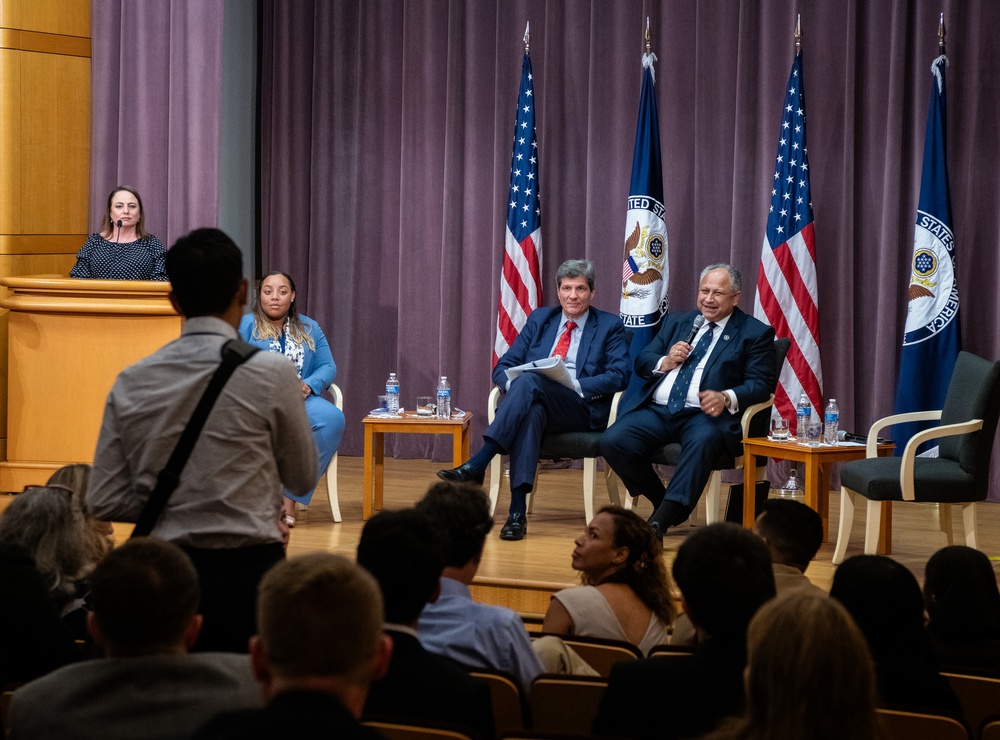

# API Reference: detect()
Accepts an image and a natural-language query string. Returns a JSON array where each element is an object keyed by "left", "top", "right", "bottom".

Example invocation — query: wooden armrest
[
  {"left": 488, "top": 386, "right": 502, "bottom": 424},
  {"left": 740, "top": 395, "right": 775, "bottom": 438},
  {"left": 899, "top": 418, "right": 983, "bottom": 500},
  {"left": 866, "top": 410, "right": 942, "bottom": 457}
]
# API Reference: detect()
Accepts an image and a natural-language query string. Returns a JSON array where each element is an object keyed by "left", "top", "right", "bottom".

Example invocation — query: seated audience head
[
  {"left": 357, "top": 508, "right": 445, "bottom": 625},
  {"left": 0, "top": 485, "right": 89, "bottom": 603},
  {"left": 575, "top": 505, "right": 676, "bottom": 625},
  {"left": 923, "top": 545, "right": 1000, "bottom": 639},
  {"left": 671, "top": 523, "right": 775, "bottom": 644},
  {"left": 48, "top": 463, "right": 114, "bottom": 561},
  {"left": 415, "top": 481, "right": 493, "bottom": 570},
  {"left": 87, "top": 537, "right": 201, "bottom": 656},
  {"left": 165, "top": 227, "right": 247, "bottom": 318},
  {"left": 713, "top": 592, "right": 881, "bottom": 740},
  {"left": 753, "top": 498, "right": 823, "bottom": 572},
  {"left": 252, "top": 553, "right": 390, "bottom": 715}
]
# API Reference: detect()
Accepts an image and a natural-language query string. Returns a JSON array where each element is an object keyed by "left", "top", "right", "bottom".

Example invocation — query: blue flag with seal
[
  {"left": 619, "top": 49, "right": 669, "bottom": 401},
  {"left": 893, "top": 53, "right": 961, "bottom": 451}
]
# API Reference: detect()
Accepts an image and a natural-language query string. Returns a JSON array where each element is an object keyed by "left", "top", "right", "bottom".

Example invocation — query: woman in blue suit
[{"left": 239, "top": 272, "right": 345, "bottom": 526}]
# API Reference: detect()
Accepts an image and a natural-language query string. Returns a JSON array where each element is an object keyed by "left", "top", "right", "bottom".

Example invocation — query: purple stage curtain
[{"left": 90, "top": 0, "right": 224, "bottom": 248}]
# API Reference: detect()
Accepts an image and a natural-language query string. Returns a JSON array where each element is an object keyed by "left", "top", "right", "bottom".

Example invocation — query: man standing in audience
[
  {"left": 193, "top": 553, "right": 391, "bottom": 738},
  {"left": 415, "top": 481, "right": 543, "bottom": 689},
  {"left": 671, "top": 498, "right": 825, "bottom": 645},
  {"left": 592, "top": 523, "right": 776, "bottom": 739},
  {"left": 358, "top": 508, "right": 495, "bottom": 739},
  {"left": 601, "top": 264, "right": 775, "bottom": 538},
  {"left": 438, "top": 259, "right": 629, "bottom": 540},
  {"left": 8, "top": 539, "right": 261, "bottom": 740},
  {"left": 86, "top": 228, "right": 316, "bottom": 652}
]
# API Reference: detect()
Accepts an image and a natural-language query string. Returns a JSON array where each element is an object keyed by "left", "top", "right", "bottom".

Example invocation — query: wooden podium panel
[{"left": 0, "top": 276, "right": 181, "bottom": 491}]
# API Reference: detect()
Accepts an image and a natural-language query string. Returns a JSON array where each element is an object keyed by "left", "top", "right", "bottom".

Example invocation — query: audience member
[
  {"left": 592, "top": 523, "right": 775, "bottom": 739},
  {"left": 923, "top": 545, "right": 1000, "bottom": 674},
  {"left": 0, "top": 486, "right": 94, "bottom": 640},
  {"left": 358, "top": 508, "right": 495, "bottom": 739},
  {"left": 438, "top": 259, "right": 629, "bottom": 540},
  {"left": 541, "top": 506, "right": 674, "bottom": 655},
  {"left": 86, "top": 227, "right": 316, "bottom": 652},
  {"left": 672, "top": 497, "right": 825, "bottom": 645},
  {"left": 705, "top": 592, "right": 885, "bottom": 740},
  {"left": 8, "top": 538, "right": 260, "bottom": 740},
  {"left": 0, "top": 541, "right": 80, "bottom": 688},
  {"left": 193, "top": 553, "right": 390, "bottom": 739},
  {"left": 830, "top": 554, "right": 961, "bottom": 713},
  {"left": 48, "top": 463, "right": 115, "bottom": 562},
  {"left": 415, "top": 481, "right": 543, "bottom": 689}
]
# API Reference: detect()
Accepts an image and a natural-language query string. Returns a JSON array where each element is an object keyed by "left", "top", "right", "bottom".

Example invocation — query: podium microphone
[
  {"left": 115, "top": 219, "right": 122, "bottom": 242},
  {"left": 684, "top": 315, "right": 706, "bottom": 345}
]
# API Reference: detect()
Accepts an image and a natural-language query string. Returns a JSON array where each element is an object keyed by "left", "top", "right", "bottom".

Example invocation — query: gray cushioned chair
[{"left": 832, "top": 351, "right": 1000, "bottom": 564}]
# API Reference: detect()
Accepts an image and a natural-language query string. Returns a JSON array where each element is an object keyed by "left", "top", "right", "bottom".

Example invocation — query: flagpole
[
  {"left": 938, "top": 12, "right": 946, "bottom": 54},
  {"left": 524, "top": 21, "right": 530, "bottom": 55},
  {"left": 794, "top": 14, "right": 801, "bottom": 55},
  {"left": 645, "top": 16, "right": 651, "bottom": 56}
]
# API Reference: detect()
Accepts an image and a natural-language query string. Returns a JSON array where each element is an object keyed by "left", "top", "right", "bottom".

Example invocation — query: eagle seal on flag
[{"left": 902, "top": 211, "right": 959, "bottom": 345}]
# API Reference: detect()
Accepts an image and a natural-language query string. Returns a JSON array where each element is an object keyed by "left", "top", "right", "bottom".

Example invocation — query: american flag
[
  {"left": 494, "top": 49, "right": 542, "bottom": 365},
  {"left": 753, "top": 49, "right": 823, "bottom": 424}
]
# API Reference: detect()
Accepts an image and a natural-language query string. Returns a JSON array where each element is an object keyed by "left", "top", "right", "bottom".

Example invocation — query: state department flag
[
  {"left": 619, "top": 51, "right": 669, "bottom": 401},
  {"left": 893, "top": 53, "right": 961, "bottom": 449},
  {"left": 494, "top": 49, "right": 543, "bottom": 366}
]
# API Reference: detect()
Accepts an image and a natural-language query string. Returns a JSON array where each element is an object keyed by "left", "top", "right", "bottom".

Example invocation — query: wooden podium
[{"left": 0, "top": 276, "right": 181, "bottom": 491}]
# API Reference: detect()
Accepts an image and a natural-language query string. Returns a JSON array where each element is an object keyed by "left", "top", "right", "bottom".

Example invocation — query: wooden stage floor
[{"left": 6, "top": 456, "right": 999, "bottom": 618}]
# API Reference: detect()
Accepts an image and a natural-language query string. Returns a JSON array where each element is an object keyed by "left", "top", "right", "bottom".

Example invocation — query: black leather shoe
[
  {"left": 499, "top": 513, "right": 527, "bottom": 541},
  {"left": 437, "top": 463, "right": 485, "bottom": 486},
  {"left": 648, "top": 500, "right": 692, "bottom": 532},
  {"left": 649, "top": 521, "right": 664, "bottom": 545}
]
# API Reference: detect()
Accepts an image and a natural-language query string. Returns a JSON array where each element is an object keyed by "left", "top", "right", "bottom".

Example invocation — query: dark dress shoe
[
  {"left": 649, "top": 521, "right": 664, "bottom": 544},
  {"left": 437, "top": 463, "right": 485, "bottom": 486},
  {"left": 499, "top": 513, "right": 527, "bottom": 541}
]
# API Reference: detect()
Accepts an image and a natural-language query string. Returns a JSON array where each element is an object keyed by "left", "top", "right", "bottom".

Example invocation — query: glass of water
[{"left": 770, "top": 417, "right": 789, "bottom": 441}]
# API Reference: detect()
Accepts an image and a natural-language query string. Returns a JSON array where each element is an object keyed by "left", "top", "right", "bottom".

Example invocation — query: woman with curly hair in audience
[
  {"left": 48, "top": 464, "right": 115, "bottom": 563},
  {"left": 706, "top": 591, "right": 886, "bottom": 740},
  {"left": 541, "top": 505, "right": 675, "bottom": 654}
]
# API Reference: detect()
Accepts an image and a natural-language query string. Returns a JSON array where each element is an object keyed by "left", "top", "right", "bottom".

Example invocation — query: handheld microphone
[
  {"left": 837, "top": 430, "right": 889, "bottom": 444},
  {"left": 684, "top": 315, "right": 707, "bottom": 345}
]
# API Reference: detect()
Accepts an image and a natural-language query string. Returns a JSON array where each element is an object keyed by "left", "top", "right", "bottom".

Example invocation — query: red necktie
[{"left": 552, "top": 321, "right": 577, "bottom": 361}]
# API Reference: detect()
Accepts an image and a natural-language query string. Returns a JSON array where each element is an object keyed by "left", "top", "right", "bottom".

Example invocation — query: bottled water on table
[
  {"left": 386, "top": 372, "right": 400, "bottom": 414},
  {"left": 436, "top": 376, "right": 451, "bottom": 419},
  {"left": 796, "top": 393, "right": 812, "bottom": 438},
  {"left": 824, "top": 398, "right": 840, "bottom": 445}
]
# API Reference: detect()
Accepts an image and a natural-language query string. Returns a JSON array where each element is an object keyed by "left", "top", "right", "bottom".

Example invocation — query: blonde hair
[
  {"left": 48, "top": 464, "right": 115, "bottom": 563},
  {"left": 249, "top": 271, "right": 315, "bottom": 351}
]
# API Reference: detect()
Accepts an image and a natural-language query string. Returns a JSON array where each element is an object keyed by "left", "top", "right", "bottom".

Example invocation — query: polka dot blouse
[{"left": 69, "top": 234, "right": 168, "bottom": 281}]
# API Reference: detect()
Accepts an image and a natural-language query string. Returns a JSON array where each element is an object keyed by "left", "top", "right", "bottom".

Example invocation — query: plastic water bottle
[
  {"left": 385, "top": 372, "right": 400, "bottom": 415},
  {"left": 436, "top": 376, "right": 451, "bottom": 419},
  {"left": 796, "top": 393, "right": 812, "bottom": 439},
  {"left": 824, "top": 398, "right": 840, "bottom": 445}
]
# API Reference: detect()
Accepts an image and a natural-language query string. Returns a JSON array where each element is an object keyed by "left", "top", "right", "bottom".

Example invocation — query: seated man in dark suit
[
  {"left": 601, "top": 263, "right": 775, "bottom": 538},
  {"left": 193, "top": 553, "right": 391, "bottom": 739},
  {"left": 439, "top": 259, "right": 629, "bottom": 540},
  {"left": 8, "top": 538, "right": 261, "bottom": 740},
  {"left": 591, "top": 523, "right": 776, "bottom": 740},
  {"left": 358, "top": 508, "right": 495, "bottom": 739}
]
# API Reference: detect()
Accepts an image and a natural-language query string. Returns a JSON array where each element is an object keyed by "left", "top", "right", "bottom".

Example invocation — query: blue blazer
[
  {"left": 492, "top": 306, "right": 630, "bottom": 428},
  {"left": 619, "top": 307, "right": 776, "bottom": 455},
  {"left": 238, "top": 314, "right": 336, "bottom": 395}
]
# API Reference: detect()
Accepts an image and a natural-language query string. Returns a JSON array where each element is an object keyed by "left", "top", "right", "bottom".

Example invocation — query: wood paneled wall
[{"left": 0, "top": 0, "right": 90, "bottom": 465}]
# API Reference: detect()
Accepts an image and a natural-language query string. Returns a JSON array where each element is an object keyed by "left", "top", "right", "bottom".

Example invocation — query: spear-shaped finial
[
  {"left": 524, "top": 21, "right": 530, "bottom": 55},
  {"left": 938, "top": 12, "right": 946, "bottom": 54},
  {"left": 794, "top": 14, "right": 802, "bottom": 54},
  {"left": 645, "top": 16, "right": 651, "bottom": 55}
]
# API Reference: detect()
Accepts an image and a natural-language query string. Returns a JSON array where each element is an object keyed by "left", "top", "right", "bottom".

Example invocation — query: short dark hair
[
  {"left": 415, "top": 482, "right": 493, "bottom": 568},
  {"left": 357, "top": 508, "right": 444, "bottom": 624},
  {"left": 165, "top": 227, "right": 243, "bottom": 317},
  {"left": 755, "top": 499, "right": 823, "bottom": 571},
  {"left": 672, "top": 523, "right": 775, "bottom": 642},
  {"left": 88, "top": 538, "right": 200, "bottom": 653}
]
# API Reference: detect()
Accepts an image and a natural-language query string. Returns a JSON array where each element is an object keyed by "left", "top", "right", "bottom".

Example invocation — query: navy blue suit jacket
[
  {"left": 619, "top": 307, "right": 776, "bottom": 455},
  {"left": 492, "top": 306, "right": 630, "bottom": 428}
]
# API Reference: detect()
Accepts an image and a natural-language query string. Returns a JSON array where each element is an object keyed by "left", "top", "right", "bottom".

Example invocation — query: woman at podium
[
  {"left": 69, "top": 186, "right": 167, "bottom": 280},
  {"left": 239, "top": 271, "right": 345, "bottom": 526}
]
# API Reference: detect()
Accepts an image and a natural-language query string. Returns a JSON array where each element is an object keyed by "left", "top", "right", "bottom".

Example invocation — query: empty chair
[
  {"left": 468, "top": 670, "right": 525, "bottom": 737},
  {"left": 528, "top": 675, "right": 608, "bottom": 735},
  {"left": 876, "top": 708, "right": 970, "bottom": 740}
]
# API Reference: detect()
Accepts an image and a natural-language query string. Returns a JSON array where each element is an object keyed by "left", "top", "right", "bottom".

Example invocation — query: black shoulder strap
[{"left": 131, "top": 339, "right": 259, "bottom": 538}]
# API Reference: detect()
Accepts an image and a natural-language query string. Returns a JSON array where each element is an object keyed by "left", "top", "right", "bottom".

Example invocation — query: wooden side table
[
  {"left": 741, "top": 437, "right": 895, "bottom": 550},
  {"left": 362, "top": 411, "right": 473, "bottom": 519}
]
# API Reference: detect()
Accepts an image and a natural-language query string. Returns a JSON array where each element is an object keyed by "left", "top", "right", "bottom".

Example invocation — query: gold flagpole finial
[
  {"left": 645, "top": 16, "right": 651, "bottom": 55},
  {"left": 524, "top": 21, "right": 530, "bottom": 55},
  {"left": 794, "top": 14, "right": 802, "bottom": 54},
  {"left": 938, "top": 13, "right": 946, "bottom": 54}
]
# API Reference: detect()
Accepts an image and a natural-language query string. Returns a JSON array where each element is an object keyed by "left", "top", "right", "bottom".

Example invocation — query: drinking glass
[
  {"left": 770, "top": 418, "right": 789, "bottom": 441},
  {"left": 416, "top": 396, "right": 435, "bottom": 416}
]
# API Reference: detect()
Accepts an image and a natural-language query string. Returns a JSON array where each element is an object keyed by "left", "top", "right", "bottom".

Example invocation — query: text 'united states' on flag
[
  {"left": 494, "top": 32, "right": 542, "bottom": 366},
  {"left": 753, "top": 46, "right": 823, "bottom": 424}
]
